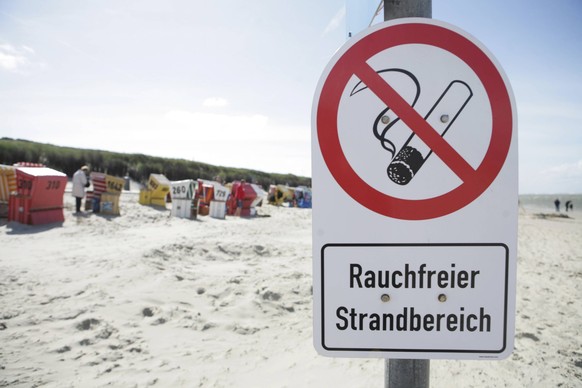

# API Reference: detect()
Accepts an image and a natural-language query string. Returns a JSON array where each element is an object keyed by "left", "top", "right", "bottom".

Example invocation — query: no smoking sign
[
  {"left": 315, "top": 18, "right": 514, "bottom": 220},
  {"left": 312, "top": 18, "right": 517, "bottom": 360}
]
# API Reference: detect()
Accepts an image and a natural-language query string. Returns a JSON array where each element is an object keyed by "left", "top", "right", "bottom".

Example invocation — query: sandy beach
[{"left": 1, "top": 191, "right": 581, "bottom": 387}]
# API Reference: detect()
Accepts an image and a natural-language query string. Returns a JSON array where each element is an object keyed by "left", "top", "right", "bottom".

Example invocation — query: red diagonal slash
[{"left": 354, "top": 62, "right": 476, "bottom": 182}]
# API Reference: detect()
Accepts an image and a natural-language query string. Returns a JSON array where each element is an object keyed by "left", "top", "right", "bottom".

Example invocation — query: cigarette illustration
[
  {"left": 350, "top": 70, "right": 473, "bottom": 186},
  {"left": 387, "top": 80, "right": 473, "bottom": 185},
  {"left": 351, "top": 68, "right": 421, "bottom": 158}
]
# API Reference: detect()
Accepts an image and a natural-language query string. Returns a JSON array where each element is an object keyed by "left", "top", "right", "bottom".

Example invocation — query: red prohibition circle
[{"left": 316, "top": 21, "right": 513, "bottom": 220}]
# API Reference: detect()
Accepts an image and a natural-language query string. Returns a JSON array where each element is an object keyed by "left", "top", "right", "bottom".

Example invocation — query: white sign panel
[
  {"left": 311, "top": 18, "right": 517, "bottom": 360},
  {"left": 321, "top": 244, "right": 509, "bottom": 354}
]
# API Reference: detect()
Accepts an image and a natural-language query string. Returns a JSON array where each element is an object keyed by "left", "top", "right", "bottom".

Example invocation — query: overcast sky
[{"left": 0, "top": 0, "right": 580, "bottom": 193}]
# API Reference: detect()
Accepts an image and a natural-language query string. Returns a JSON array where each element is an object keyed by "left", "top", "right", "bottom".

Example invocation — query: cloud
[
  {"left": 202, "top": 97, "right": 229, "bottom": 108},
  {"left": 0, "top": 44, "right": 31, "bottom": 72},
  {"left": 323, "top": 6, "right": 345, "bottom": 35},
  {"left": 164, "top": 109, "right": 308, "bottom": 142},
  {"left": 164, "top": 110, "right": 269, "bottom": 141},
  {"left": 159, "top": 109, "right": 310, "bottom": 174},
  {"left": 541, "top": 160, "right": 582, "bottom": 178},
  {"left": 518, "top": 101, "right": 582, "bottom": 122}
]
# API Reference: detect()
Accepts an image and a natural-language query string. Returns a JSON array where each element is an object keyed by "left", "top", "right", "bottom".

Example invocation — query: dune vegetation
[{"left": 0, "top": 138, "right": 311, "bottom": 189}]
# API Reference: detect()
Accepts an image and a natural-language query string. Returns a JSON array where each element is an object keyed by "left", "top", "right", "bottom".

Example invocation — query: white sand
[{"left": 1, "top": 192, "right": 581, "bottom": 387}]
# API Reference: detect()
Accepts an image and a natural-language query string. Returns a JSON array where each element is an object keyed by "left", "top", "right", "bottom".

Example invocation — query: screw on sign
[{"left": 315, "top": 19, "right": 514, "bottom": 220}]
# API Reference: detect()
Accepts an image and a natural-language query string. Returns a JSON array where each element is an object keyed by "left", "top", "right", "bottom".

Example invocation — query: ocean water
[{"left": 519, "top": 194, "right": 582, "bottom": 216}]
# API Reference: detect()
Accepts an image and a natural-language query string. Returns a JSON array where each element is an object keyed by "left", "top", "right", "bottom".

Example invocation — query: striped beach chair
[{"left": 0, "top": 164, "right": 17, "bottom": 203}]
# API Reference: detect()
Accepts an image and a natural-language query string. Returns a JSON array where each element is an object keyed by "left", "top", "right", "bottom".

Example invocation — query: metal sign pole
[
  {"left": 382, "top": 2, "right": 432, "bottom": 388},
  {"left": 383, "top": 0, "right": 431, "bottom": 21}
]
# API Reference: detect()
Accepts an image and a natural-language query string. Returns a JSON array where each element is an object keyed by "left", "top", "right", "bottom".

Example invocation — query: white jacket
[{"left": 72, "top": 169, "right": 88, "bottom": 198}]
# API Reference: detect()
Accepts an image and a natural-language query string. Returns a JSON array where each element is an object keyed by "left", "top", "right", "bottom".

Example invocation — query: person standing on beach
[
  {"left": 554, "top": 198, "right": 560, "bottom": 212},
  {"left": 234, "top": 179, "right": 246, "bottom": 217},
  {"left": 72, "top": 165, "right": 90, "bottom": 213}
]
